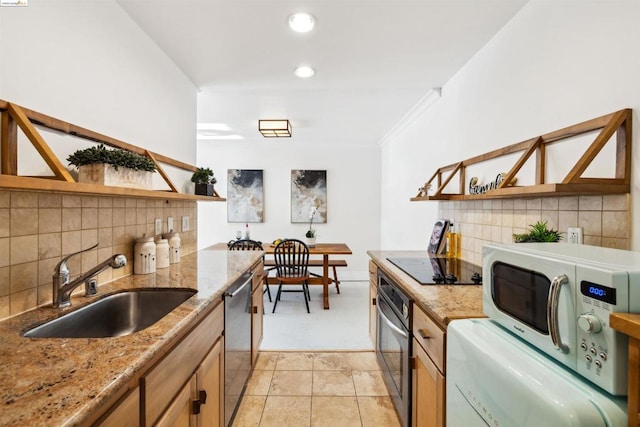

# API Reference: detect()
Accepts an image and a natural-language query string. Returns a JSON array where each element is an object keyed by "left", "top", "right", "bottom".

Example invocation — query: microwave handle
[{"left": 547, "top": 274, "right": 570, "bottom": 354}]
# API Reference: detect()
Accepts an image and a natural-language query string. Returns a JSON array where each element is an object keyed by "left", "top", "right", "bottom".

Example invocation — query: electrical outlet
[
  {"left": 167, "top": 216, "right": 174, "bottom": 232},
  {"left": 182, "top": 216, "right": 190, "bottom": 231},
  {"left": 568, "top": 227, "right": 583, "bottom": 244},
  {"left": 154, "top": 218, "right": 162, "bottom": 235}
]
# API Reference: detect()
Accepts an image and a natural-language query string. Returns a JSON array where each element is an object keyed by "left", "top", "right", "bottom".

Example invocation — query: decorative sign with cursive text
[{"left": 468, "top": 173, "right": 506, "bottom": 195}]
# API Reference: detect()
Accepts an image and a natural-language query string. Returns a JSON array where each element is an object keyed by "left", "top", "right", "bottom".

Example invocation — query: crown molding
[{"left": 378, "top": 87, "right": 442, "bottom": 147}]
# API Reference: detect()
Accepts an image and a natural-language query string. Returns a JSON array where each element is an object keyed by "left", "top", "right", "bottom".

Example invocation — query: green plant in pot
[
  {"left": 67, "top": 143, "right": 156, "bottom": 189},
  {"left": 513, "top": 220, "right": 563, "bottom": 243},
  {"left": 191, "top": 167, "right": 218, "bottom": 196}
]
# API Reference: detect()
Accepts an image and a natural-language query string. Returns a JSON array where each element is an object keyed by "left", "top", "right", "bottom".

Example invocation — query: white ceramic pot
[{"left": 306, "top": 236, "right": 316, "bottom": 247}]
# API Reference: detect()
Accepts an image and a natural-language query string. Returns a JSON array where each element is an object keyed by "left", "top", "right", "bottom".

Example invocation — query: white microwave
[{"left": 483, "top": 242, "right": 640, "bottom": 396}]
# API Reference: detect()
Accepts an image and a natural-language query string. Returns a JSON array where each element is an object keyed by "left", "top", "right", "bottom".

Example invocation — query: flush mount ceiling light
[
  {"left": 288, "top": 12, "right": 315, "bottom": 33},
  {"left": 259, "top": 119, "right": 292, "bottom": 138},
  {"left": 294, "top": 65, "right": 315, "bottom": 78}
]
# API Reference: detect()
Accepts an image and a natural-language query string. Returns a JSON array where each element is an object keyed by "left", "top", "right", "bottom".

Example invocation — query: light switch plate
[
  {"left": 154, "top": 218, "right": 162, "bottom": 235},
  {"left": 167, "top": 217, "right": 174, "bottom": 232},
  {"left": 182, "top": 216, "right": 190, "bottom": 231}
]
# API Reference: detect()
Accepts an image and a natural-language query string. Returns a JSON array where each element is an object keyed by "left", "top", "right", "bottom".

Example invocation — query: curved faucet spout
[{"left": 53, "top": 247, "right": 127, "bottom": 308}]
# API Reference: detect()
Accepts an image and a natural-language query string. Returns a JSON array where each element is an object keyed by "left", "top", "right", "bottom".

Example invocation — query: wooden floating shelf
[
  {"left": 0, "top": 175, "right": 226, "bottom": 201},
  {"left": 412, "top": 109, "right": 632, "bottom": 202},
  {"left": 0, "top": 99, "right": 225, "bottom": 202}
]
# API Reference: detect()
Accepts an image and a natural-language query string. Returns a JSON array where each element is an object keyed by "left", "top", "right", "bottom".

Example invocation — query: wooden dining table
[
  {"left": 214, "top": 241, "right": 352, "bottom": 309},
  {"left": 262, "top": 242, "right": 352, "bottom": 310}
]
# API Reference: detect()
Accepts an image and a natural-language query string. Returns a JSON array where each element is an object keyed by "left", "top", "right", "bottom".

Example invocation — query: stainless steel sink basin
[{"left": 22, "top": 288, "right": 197, "bottom": 338}]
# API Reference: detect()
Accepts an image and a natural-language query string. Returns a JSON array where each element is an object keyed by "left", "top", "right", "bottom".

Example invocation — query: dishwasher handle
[{"left": 224, "top": 273, "right": 254, "bottom": 298}]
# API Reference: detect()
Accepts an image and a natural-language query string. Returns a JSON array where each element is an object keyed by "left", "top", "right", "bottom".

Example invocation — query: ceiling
[{"left": 117, "top": 0, "right": 528, "bottom": 146}]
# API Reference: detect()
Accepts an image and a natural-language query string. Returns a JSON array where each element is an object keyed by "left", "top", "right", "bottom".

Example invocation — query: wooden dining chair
[
  {"left": 228, "top": 239, "right": 272, "bottom": 302},
  {"left": 272, "top": 239, "right": 311, "bottom": 313}
]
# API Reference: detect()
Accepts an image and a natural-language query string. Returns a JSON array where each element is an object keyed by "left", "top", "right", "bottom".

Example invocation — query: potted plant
[
  {"left": 513, "top": 220, "right": 563, "bottom": 243},
  {"left": 305, "top": 207, "right": 317, "bottom": 247},
  {"left": 191, "top": 167, "right": 218, "bottom": 196},
  {"left": 67, "top": 144, "right": 156, "bottom": 189}
]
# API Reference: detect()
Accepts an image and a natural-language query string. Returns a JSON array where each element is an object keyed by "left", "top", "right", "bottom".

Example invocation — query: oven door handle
[
  {"left": 377, "top": 302, "right": 408, "bottom": 339},
  {"left": 547, "top": 274, "right": 569, "bottom": 354}
]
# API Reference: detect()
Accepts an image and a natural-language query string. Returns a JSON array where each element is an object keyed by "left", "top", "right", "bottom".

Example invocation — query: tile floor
[{"left": 231, "top": 351, "right": 401, "bottom": 427}]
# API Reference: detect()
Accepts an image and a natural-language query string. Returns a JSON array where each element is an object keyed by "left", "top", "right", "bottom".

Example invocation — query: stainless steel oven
[{"left": 376, "top": 269, "right": 412, "bottom": 427}]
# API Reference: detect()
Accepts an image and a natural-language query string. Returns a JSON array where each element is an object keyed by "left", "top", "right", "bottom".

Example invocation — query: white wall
[
  {"left": 382, "top": 0, "right": 640, "bottom": 250},
  {"left": 197, "top": 140, "right": 380, "bottom": 280},
  {"left": 0, "top": 1, "right": 197, "bottom": 187}
]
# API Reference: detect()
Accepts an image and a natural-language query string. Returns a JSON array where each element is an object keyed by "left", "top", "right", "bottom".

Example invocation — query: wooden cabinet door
[
  {"left": 369, "top": 280, "right": 378, "bottom": 347},
  {"left": 196, "top": 338, "right": 224, "bottom": 427},
  {"left": 97, "top": 387, "right": 140, "bottom": 427},
  {"left": 251, "top": 275, "right": 264, "bottom": 367},
  {"left": 412, "top": 338, "right": 445, "bottom": 427},
  {"left": 155, "top": 378, "right": 196, "bottom": 427}
]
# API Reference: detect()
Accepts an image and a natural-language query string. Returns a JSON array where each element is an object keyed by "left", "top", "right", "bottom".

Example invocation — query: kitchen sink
[{"left": 22, "top": 288, "right": 197, "bottom": 338}]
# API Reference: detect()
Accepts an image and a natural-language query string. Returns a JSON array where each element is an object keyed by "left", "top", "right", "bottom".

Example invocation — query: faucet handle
[{"left": 54, "top": 242, "right": 100, "bottom": 275}]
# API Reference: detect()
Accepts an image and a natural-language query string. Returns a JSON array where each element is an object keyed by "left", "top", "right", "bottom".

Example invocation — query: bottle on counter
[
  {"left": 155, "top": 237, "right": 170, "bottom": 269},
  {"left": 134, "top": 234, "right": 156, "bottom": 274},
  {"left": 446, "top": 221, "right": 460, "bottom": 258},
  {"left": 162, "top": 230, "right": 181, "bottom": 264},
  {"left": 244, "top": 223, "right": 250, "bottom": 240}
]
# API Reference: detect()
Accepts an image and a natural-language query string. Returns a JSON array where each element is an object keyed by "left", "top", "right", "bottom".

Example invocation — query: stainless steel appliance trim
[
  {"left": 224, "top": 273, "right": 253, "bottom": 298},
  {"left": 377, "top": 302, "right": 408, "bottom": 339},
  {"left": 547, "top": 274, "right": 569, "bottom": 354}
]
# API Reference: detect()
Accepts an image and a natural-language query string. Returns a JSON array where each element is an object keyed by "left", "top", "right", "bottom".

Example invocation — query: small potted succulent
[
  {"left": 513, "top": 221, "right": 563, "bottom": 243},
  {"left": 191, "top": 167, "right": 218, "bottom": 196},
  {"left": 67, "top": 143, "right": 156, "bottom": 189}
]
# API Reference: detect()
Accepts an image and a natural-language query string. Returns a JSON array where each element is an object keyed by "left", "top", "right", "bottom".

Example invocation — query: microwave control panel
[{"left": 575, "top": 265, "right": 629, "bottom": 396}]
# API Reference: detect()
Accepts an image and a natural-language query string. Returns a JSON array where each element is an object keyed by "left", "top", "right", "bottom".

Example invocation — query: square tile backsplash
[
  {"left": 438, "top": 194, "right": 630, "bottom": 266},
  {"left": 0, "top": 190, "right": 197, "bottom": 319}
]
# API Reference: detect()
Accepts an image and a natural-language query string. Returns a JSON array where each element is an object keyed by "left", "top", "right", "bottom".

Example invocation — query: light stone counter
[
  {"left": 0, "top": 246, "right": 262, "bottom": 426},
  {"left": 367, "top": 250, "right": 485, "bottom": 329}
]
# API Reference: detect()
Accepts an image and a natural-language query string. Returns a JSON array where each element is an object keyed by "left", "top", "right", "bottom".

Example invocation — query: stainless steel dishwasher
[{"left": 224, "top": 272, "right": 253, "bottom": 427}]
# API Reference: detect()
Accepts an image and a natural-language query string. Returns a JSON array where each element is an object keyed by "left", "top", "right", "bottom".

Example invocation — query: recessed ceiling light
[
  {"left": 294, "top": 66, "right": 315, "bottom": 78},
  {"left": 289, "top": 13, "right": 315, "bottom": 33}
]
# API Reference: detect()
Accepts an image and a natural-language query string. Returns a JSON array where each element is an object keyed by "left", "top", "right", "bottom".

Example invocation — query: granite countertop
[
  {"left": 0, "top": 246, "right": 262, "bottom": 426},
  {"left": 367, "top": 250, "right": 485, "bottom": 329}
]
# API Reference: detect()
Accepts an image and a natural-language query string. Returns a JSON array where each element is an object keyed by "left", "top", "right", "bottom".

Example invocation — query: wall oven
[
  {"left": 483, "top": 242, "right": 640, "bottom": 396},
  {"left": 376, "top": 269, "right": 413, "bottom": 427}
]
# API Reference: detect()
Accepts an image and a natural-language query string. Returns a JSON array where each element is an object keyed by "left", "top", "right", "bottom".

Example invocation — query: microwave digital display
[{"left": 580, "top": 280, "right": 616, "bottom": 305}]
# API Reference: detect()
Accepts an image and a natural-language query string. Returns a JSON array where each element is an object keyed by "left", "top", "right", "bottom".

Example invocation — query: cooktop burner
[{"left": 387, "top": 257, "right": 482, "bottom": 285}]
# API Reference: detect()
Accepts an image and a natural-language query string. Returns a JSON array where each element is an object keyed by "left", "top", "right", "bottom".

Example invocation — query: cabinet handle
[
  {"left": 372, "top": 297, "right": 376, "bottom": 306},
  {"left": 192, "top": 390, "right": 208, "bottom": 414},
  {"left": 253, "top": 306, "right": 258, "bottom": 314},
  {"left": 418, "top": 329, "right": 430, "bottom": 339}
]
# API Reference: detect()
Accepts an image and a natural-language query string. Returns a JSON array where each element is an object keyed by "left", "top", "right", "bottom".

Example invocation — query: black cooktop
[{"left": 387, "top": 257, "right": 482, "bottom": 285}]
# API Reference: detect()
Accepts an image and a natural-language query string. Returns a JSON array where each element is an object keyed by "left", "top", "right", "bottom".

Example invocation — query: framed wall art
[
  {"left": 291, "top": 169, "right": 327, "bottom": 223},
  {"left": 227, "top": 169, "right": 264, "bottom": 223}
]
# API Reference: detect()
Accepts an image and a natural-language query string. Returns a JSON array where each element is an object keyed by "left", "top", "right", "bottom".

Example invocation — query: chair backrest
[
  {"left": 229, "top": 239, "right": 264, "bottom": 251},
  {"left": 273, "top": 239, "right": 309, "bottom": 279}
]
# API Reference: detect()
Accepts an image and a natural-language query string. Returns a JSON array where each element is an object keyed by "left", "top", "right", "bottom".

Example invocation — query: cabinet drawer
[
  {"left": 143, "top": 302, "right": 224, "bottom": 425},
  {"left": 413, "top": 305, "right": 445, "bottom": 373}
]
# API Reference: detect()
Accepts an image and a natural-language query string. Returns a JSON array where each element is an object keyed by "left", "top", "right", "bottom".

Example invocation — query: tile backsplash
[
  {"left": 438, "top": 194, "right": 630, "bottom": 265},
  {"left": 0, "top": 190, "right": 197, "bottom": 319}
]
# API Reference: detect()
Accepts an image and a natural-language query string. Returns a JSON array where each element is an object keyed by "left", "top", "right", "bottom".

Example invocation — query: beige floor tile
[
  {"left": 312, "top": 371, "right": 356, "bottom": 396},
  {"left": 255, "top": 352, "right": 280, "bottom": 370},
  {"left": 313, "top": 352, "right": 351, "bottom": 371},
  {"left": 357, "top": 396, "right": 401, "bottom": 427},
  {"left": 269, "top": 370, "right": 313, "bottom": 396},
  {"left": 232, "top": 395, "right": 265, "bottom": 427},
  {"left": 345, "top": 351, "right": 379, "bottom": 370},
  {"left": 276, "top": 352, "right": 314, "bottom": 370},
  {"left": 352, "top": 370, "right": 389, "bottom": 396},
  {"left": 311, "top": 396, "right": 361, "bottom": 427},
  {"left": 245, "top": 370, "right": 274, "bottom": 396},
  {"left": 260, "top": 396, "right": 311, "bottom": 427}
]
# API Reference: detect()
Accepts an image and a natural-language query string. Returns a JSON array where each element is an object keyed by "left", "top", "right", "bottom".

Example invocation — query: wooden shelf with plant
[{"left": 0, "top": 99, "right": 225, "bottom": 201}]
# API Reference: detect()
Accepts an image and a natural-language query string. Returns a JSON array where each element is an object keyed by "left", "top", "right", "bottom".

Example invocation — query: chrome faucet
[{"left": 52, "top": 243, "right": 127, "bottom": 308}]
